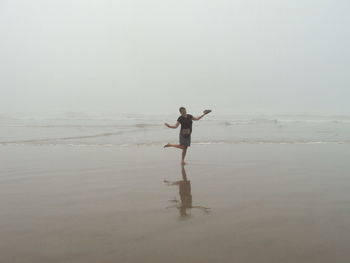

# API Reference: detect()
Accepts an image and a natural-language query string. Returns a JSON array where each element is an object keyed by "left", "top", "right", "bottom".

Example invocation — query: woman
[{"left": 164, "top": 107, "right": 211, "bottom": 164}]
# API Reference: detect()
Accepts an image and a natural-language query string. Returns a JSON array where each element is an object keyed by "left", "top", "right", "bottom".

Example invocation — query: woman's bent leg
[{"left": 164, "top": 143, "right": 185, "bottom": 149}]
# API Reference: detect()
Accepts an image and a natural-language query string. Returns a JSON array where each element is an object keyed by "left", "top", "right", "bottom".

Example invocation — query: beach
[
  {"left": 2, "top": 0, "right": 350, "bottom": 260},
  {"left": 1, "top": 142, "right": 350, "bottom": 263}
]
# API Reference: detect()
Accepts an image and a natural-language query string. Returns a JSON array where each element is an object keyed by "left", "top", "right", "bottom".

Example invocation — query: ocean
[{"left": 1, "top": 113, "right": 350, "bottom": 147}]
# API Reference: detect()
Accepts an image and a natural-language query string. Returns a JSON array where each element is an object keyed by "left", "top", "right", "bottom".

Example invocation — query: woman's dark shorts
[{"left": 179, "top": 133, "right": 191, "bottom": 147}]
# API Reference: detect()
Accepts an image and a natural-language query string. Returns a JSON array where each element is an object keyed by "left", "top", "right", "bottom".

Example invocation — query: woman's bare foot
[
  {"left": 181, "top": 161, "right": 187, "bottom": 165},
  {"left": 164, "top": 143, "right": 171, "bottom": 148}
]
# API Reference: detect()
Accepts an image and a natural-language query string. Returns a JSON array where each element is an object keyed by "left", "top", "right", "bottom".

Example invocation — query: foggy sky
[{"left": 1, "top": 0, "right": 349, "bottom": 116}]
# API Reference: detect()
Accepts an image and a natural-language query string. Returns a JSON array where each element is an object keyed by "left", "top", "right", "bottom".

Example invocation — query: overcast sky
[{"left": 1, "top": 0, "right": 349, "bottom": 116}]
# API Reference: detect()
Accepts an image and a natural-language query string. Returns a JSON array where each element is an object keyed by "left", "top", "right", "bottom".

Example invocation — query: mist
[{"left": 1, "top": 0, "right": 349, "bottom": 116}]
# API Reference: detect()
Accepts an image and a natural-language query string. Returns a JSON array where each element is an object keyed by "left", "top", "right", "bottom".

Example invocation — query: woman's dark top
[{"left": 177, "top": 114, "right": 193, "bottom": 132}]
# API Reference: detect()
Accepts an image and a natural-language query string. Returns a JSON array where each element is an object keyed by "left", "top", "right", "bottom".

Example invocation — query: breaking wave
[
  {"left": 1, "top": 113, "right": 350, "bottom": 147},
  {"left": 1, "top": 140, "right": 349, "bottom": 147}
]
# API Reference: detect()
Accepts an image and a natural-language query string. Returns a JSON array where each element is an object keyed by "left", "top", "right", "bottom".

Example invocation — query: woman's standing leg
[{"left": 181, "top": 146, "right": 188, "bottom": 164}]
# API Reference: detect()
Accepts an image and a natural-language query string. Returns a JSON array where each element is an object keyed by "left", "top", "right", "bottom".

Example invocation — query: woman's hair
[{"left": 179, "top": 107, "right": 186, "bottom": 112}]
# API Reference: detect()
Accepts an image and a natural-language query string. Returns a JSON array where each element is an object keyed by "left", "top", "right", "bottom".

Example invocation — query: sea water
[{"left": 1, "top": 113, "right": 350, "bottom": 147}]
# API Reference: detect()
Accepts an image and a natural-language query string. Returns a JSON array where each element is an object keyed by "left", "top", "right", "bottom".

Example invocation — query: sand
[{"left": 1, "top": 143, "right": 350, "bottom": 263}]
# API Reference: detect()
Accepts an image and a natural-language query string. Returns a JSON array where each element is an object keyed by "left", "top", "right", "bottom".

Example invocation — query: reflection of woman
[{"left": 164, "top": 165, "right": 210, "bottom": 218}]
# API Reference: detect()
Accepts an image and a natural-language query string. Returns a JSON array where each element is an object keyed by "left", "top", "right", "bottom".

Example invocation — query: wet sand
[{"left": 1, "top": 143, "right": 350, "bottom": 263}]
